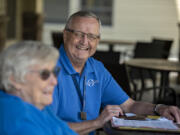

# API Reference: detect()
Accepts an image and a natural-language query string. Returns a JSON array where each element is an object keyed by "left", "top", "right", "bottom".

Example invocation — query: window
[
  {"left": 81, "top": 0, "right": 113, "bottom": 26},
  {"left": 44, "top": 0, "right": 69, "bottom": 23}
]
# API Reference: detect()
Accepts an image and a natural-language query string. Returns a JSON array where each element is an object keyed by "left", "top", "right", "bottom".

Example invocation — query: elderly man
[
  {"left": 0, "top": 41, "right": 77, "bottom": 135},
  {"left": 50, "top": 11, "right": 180, "bottom": 135}
]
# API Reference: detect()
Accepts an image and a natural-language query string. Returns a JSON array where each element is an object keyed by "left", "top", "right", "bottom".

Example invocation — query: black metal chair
[
  {"left": 152, "top": 38, "right": 173, "bottom": 59},
  {"left": 51, "top": 32, "right": 64, "bottom": 49},
  {"left": 128, "top": 40, "right": 173, "bottom": 102},
  {"left": 133, "top": 40, "right": 172, "bottom": 59},
  {"left": 93, "top": 51, "right": 131, "bottom": 96},
  {"left": 93, "top": 51, "right": 120, "bottom": 64},
  {"left": 132, "top": 40, "right": 172, "bottom": 81},
  {"left": 104, "top": 63, "right": 131, "bottom": 96}
]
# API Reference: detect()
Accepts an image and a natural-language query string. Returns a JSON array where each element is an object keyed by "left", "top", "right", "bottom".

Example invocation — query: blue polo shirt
[
  {"left": 0, "top": 90, "right": 77, "bottom": 135},
  {"left": 50, "top": 45, "right": 129, "bottom": 123}
]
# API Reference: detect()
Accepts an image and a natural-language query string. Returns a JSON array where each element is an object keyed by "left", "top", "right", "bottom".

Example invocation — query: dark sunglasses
[{"left": 38, "top": 67, "right": 60, "bottom": 81}]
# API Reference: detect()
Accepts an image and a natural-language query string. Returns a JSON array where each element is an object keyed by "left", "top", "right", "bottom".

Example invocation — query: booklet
[{"left": 111, "top": 113, "right": 180, "bottom": 132}]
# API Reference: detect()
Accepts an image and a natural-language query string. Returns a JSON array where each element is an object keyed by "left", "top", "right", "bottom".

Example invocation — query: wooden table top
[
  {"left": 100, "top": 39, "right": 135, "bottom": 45},
  {"left": 125, "top": 58, "right": 180, "bottom": 72}
]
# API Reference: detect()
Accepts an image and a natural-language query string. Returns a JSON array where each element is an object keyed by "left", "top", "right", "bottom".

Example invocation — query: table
[
  {"left": 99, "top": 39, "right": 135, "bottom": 51},
  {"left": 103, "top": 121, "right": 180, "bottom": 135},
  {"left": 125, "top": 58, "right": 180, "bottom": 104},
  {"left": 100, "top": 39, "right": 135, "bottom": 45}
]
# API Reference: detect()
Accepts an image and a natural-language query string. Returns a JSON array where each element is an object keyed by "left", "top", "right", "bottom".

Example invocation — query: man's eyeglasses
[
  {"left": 65, "top": 28, "right": 100, "bottom": 41},
  {"left": 30, "top": 67, "right": 60, "bottom": 81}
]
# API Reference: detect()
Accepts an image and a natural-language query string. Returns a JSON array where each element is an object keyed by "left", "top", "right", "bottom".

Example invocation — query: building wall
[
  {"left": 43, "top": 0, "right": 179, "bottom": 58},
  {"left": 105, "top": 0, "right": 178, "bottom": 58}
]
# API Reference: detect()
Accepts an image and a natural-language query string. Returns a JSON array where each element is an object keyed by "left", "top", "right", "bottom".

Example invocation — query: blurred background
[
  {"left": 1, "top": 0, "right": 180, "bottom": 105},
  {"left": 0, "top": 0, "right": 180, "bottom": 59}
]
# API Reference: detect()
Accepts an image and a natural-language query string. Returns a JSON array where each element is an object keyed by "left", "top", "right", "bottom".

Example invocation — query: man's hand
[
  {"left": 95, "top": 105, "right": 124, "bottom": 127},
  {"left": 157, "top": 105, "right": 180, "bottom": 123},
  {"left": 68, "top": 105, "right": 124, "bottom": 134}
]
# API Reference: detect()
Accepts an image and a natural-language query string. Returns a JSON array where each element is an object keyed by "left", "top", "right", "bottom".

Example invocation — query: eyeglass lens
[
  {"left": 66, "top": 28, "right": 100, "bottom": 41},
  {"left": 40, "top": 67, "right": 60, "bottom": 81}
]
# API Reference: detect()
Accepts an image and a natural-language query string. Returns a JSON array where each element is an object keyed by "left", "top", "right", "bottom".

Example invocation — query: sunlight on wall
[{"left": 176, "top": 0, "right": 180, "bottom": 21}]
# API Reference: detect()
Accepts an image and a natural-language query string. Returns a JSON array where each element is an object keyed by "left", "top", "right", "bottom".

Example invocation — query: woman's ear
[{"left": 9, "top": 75, "right": 22, "bottom": 91}]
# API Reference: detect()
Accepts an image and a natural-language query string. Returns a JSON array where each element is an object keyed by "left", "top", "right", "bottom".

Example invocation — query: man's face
[{"left": 63, "top": 17, "right": 100, "bottom": 64}]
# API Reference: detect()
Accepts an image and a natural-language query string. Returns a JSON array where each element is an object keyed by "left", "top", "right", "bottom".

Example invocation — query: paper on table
[{"left": 112, "top": 116, "right": 179, "bottom": 130}]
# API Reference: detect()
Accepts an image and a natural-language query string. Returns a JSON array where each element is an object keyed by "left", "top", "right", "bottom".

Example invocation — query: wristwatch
[{"left": 154, "top": 104, "right": 163, "bottom": 115}]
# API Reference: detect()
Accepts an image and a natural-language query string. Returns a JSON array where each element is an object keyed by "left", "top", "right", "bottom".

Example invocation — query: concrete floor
[{"left": 133, "top": 72, "right": 180, "bottom": 107}]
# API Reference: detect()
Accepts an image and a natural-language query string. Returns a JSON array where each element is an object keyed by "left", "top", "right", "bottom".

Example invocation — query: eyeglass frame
[
  {"left": 65, "top": 28, "right": 100, "bottom": 41},
  {"left": 29, "top": 67, "right": 60, "bottom": 81}
]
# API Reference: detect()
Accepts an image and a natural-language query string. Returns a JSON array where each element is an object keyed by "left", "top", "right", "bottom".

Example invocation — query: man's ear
[
  {"left": 63, "top": 29, "right": 67, "bottom": 43},
  {"left": 9, "top": 75, "right": 22, "bottom": 91},
  {"left": 97, "top": 38, "right": 100, "bottom": 45}
]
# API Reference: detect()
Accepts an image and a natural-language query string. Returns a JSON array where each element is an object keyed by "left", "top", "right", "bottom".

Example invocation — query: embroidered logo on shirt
[{"left": 86, "top": 79, "right": 98, "bottom": 87}]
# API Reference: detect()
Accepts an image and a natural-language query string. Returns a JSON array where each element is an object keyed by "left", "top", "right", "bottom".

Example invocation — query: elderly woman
[{"left": 0, "top": 41, "right": 77, "bottom": 135}]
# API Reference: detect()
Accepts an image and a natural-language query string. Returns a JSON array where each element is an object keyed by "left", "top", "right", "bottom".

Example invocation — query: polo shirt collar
[{"left": 59, "top": 45, "right": 94, "bottom": 75}]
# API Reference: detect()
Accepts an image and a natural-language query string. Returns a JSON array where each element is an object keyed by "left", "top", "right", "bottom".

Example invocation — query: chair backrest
[
  {"left": 128, "top": 39, "right": 173, "bottom": 100},
  {"left": 133, "top": 42, "right": 152, "bottom": 58},
  {"left": 133, "top": 40, "right": 172, "bottom": 59},
  {"left": 104, "top": 63, "right": 131, "bottom": 96},
  {"left": 51, "top": 32, "right": 64, "bottom": 49},
  {"left": 152, "top": 38, "right": 173, "bottom": 59},
  {"left": 93, "top": 51, "right": 120, "bottom": 64},
  {"left": 132, "top": 41, "right": 171, "bottom": 80}
]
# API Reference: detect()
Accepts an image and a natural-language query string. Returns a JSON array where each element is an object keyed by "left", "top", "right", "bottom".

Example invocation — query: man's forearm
[
  {"left": 129, "top": 101, "right": 156, "bottom": 115},
  {"left": 68, "top": 119, "right": 102, "bottom": 135},
  {"left": 121, "top": 98, "right": 156, "bottom": 115}
]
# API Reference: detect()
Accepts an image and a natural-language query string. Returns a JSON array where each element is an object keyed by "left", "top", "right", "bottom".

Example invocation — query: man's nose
[{"left": 81, "top": 34, "right": 89, "bottom": 45}]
